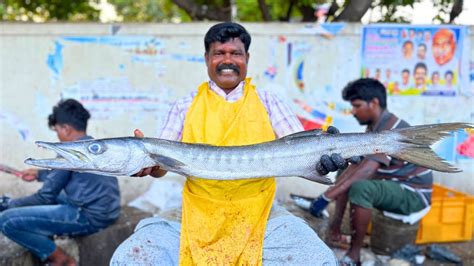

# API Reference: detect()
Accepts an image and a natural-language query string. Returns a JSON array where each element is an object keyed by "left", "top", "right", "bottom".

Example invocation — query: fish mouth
[{"left": 24, "top": 141, "right": 88, "bottom": 169}]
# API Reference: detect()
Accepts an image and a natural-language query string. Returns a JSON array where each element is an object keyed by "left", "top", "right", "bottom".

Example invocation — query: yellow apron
[{"left": 179, "top": 78, "right": 276, "bottom": 265}]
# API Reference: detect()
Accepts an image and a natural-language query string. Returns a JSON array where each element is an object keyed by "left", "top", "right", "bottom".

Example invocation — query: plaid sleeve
[
  {"left": 158, "top": 92, "right": 195, "bottom": 141},
  {"left": 258, "top": 90, "right": 304, "bottom": 138}
]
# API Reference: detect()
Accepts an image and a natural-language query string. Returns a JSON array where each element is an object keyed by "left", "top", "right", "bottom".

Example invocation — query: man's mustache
[{"left": 217, "top": 64, "right": 240, "bottom": 75}]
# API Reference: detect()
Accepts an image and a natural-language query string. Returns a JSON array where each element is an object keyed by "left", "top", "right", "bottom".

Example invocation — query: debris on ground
[
  {"left": 284, "top": 200, "right": 474, "bottom": 266},
  {"left": 426, "top": 244, "right": 462, "bottom": 264},
  {"left": 392, "top": 244, "right": 423, "bottom": 264}
]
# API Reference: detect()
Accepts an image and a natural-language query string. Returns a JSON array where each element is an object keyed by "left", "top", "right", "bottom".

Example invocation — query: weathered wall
[{"left": 0, "top": 23, "right": 472, "bottom": 204}]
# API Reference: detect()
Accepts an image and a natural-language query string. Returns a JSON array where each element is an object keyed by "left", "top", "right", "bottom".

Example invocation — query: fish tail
[{"left": 391, "top": 122, "right": 473, "bottom": 173}]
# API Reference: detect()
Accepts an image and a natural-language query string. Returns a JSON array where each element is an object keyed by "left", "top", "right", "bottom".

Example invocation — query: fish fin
[
  {"left": 299, "top": 173, "right": 334, "bottom": 185},
  {"left": 149, "top": 154, "right": 185, "bottom": 170},
  {"left": 392, "top": 122, "right": 473, "bottom": 173},
  {"left": 281, "top": 129, "right": 324, "bottom": 141},
  {"left": 393, "top": 147, "right": 460, "bottom": 173}
]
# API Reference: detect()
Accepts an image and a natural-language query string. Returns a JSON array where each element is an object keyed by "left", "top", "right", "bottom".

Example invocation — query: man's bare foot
[
  {"left": 326, "top": 231, "right": 351, "bottom": 250},
  {"left": 47, "top": 247, "right": 77, "bottom": 266}
]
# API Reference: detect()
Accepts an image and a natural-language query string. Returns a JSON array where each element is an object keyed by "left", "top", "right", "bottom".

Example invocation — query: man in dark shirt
[
  {"left": 0, "top": 99, "right": 121, "bottom": 266},
  {"left": 309, "top": 78, "right": 432, "bottom": 265}
]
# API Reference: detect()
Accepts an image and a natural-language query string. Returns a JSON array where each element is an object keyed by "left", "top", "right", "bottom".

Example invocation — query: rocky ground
[
  {"left": 285, "top": 201, "right": 473, "bottom": 266},
  {"left": 1, "top": 200, "right": 471, "bottom": 265}
]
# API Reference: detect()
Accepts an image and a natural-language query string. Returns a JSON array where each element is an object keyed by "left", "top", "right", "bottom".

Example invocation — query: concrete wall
[{"left": 0, "top": 23, "right": 472, "bottom": 205}]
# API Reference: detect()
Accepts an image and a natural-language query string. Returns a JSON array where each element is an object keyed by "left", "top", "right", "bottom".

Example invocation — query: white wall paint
[{"left": 0, "top": 23, "right": 472, "bottom": 204}]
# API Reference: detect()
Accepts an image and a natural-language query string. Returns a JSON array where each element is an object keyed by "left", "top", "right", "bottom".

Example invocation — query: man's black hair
[
  {"left": 445, "top": 70, "right": 453, "bottom": 77},
  {"left": 48, "top": 99, "right": 91, "bottom": 131},
  {"left": 418, "top": 43, "right": 427, "bottom": 49},
  {"left": 342, "top": 78, "right": 387, "bottom": 109},
  {"left": 414, "top": 62, "right": 427, "bottom": 72},
  {"left": 204, "top": 22, "right": 251, "bottom": 53},
  {"left": 403, "top": 40, "right": 413, "bottom": 47},
  {"left": 402, "top": 68, "right": 410, "bottom": 74}
]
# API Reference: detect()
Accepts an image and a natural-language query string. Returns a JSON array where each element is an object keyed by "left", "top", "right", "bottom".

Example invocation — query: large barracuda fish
[{"left": 25, "top": 123, "right": 472, "bottom": 184}]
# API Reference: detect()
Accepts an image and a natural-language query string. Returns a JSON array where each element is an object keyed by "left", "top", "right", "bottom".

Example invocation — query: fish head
[{"left": 24, "top": 138, "right": 150, "bottom": 176}]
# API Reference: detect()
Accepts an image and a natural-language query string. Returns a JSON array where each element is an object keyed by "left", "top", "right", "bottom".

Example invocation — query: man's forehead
[
  {"left": 209, "top": 39, "right": 245, "bottom": 48},
  {"left": 434, "top": 36, "right": 451, "bottom": 43}
]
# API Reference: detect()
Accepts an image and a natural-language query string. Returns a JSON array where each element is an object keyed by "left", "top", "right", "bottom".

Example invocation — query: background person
[
  {"left": 417, "top": 43, "right": 427, "bottom": 60},
  {"left": 374, "top": 68, "right": 381, "bottom": 81},
  {"left": 432, "top": 28, "right": 456, "bottom": 66},
  {"left": 429, "top": 71, "right": 441, "bottom": 90},
  {"left": 413, "top": 62, "right": 428, "bottom": 91},
  {"left": 444, "top": 70, "right": 454, "bottom": 89},
  {"left": 400, "top": 68, "right": 411, "bottom": 90},
  {"left": 0, "top": 99, "right": 121, "bottom": 266},
  {"left": 307, "top": 78, "right": 433, "bottom": 265},
  {"left": 402, "top": 40, "right": 414, "bottom": 60}
]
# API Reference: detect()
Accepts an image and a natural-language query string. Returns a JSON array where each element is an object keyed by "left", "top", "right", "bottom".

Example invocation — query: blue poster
[{"left": 361, "top": 24, "right": 467, "bottom": 96}]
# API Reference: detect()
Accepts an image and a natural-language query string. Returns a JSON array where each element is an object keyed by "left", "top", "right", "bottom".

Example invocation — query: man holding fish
[
  {"left": 21, "top": 23, "right": 469, "bottom": 265},
  {"left": 110, "top": 22, "right": 347, "bottom": 265}
]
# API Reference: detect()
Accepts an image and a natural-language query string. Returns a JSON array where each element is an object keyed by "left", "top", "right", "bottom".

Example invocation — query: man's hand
[
  {"left": 309, "top": 194, "right": 330, "bottom": 218},
  {"left": 132, "top": 129, "right": 167, "bottom": 178},
  {"left": 315, "top": 126, "right": 362, "bottom": 175},
  {"left": 21, "top": 169, "right": 38, "bottom": 182}
]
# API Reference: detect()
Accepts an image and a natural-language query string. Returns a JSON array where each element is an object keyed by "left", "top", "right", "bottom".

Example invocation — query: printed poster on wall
[{"left": 361, "top": 24, "right": 467, "bottom": 96}]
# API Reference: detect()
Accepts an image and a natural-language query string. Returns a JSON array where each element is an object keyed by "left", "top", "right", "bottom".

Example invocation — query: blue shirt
[{"left": 8, "top": 136, "right": 121, "bottom": 228}]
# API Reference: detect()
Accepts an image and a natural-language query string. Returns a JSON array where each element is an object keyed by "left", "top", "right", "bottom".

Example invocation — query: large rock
[
  {"left": 0, "top": 206, "right": 151, "bottom": 266},
  {"left": 0, "top": 236, "right": 40, "bottom": 266}
]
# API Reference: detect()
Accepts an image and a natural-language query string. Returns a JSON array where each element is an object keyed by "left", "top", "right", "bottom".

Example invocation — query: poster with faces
[{"left": 361, "top": 24, "right": 468, "bottom": 97}]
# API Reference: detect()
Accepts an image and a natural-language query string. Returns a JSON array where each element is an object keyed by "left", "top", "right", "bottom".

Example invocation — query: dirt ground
[{"left": 284, "top": 201, "right": 473, "bottom": 265}]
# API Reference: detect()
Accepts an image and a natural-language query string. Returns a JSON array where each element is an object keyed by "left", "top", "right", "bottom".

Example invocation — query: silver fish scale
[
  {"left": 24, "top": 122, "right": 470, "bottom": 178},
  {"left": 146, "top": 132, "right": 401, "bottom": 180}
]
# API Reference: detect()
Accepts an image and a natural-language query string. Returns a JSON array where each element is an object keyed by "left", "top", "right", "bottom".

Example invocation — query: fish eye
[{"left": 87, "top": 143, "right": 105, "bottom": 155}]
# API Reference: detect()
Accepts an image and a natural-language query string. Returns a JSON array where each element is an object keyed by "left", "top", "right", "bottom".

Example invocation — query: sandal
[
  {"left": 340, "top": 255, "right": 361, "bottom": 266},
  {"left": 326, "top": 234, "right": 351, "bottom": 250},
  {"left": 289, "top": 193, "right": 314, "bottom": 210}
]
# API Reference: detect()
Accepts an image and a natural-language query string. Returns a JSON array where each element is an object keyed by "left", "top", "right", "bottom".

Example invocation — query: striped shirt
[
  {"left": 159, "top": 80, "right": 304, "bottom": 141},
  {"left": 366, "top": 110, "right": 433, "bottom": 203}
]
